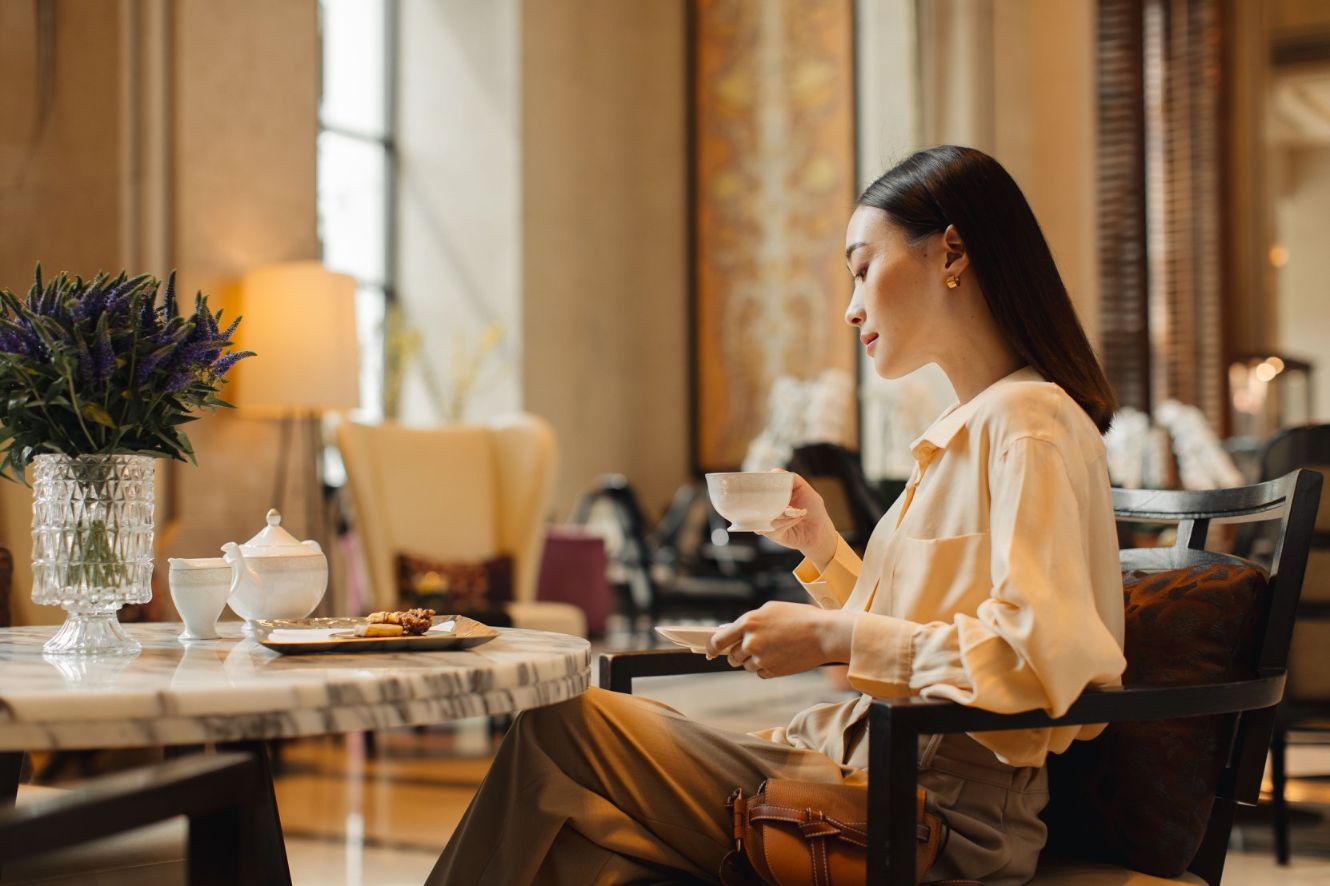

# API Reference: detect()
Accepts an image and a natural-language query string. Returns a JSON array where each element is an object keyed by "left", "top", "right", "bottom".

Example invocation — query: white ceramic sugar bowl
[{"left": 221, "top": 509, "right": 327, "bottom": 632}]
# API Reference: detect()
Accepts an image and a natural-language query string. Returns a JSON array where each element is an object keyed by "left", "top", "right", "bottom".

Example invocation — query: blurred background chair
[
  {"left": 785, "top": 442, "right": 888, "bottom": 554},
  {"left": 1252, "top": 424, "right": 1330, "bottom": 863},
  {"left": 337, "top": 414, "right": 586, "bottom": 637},
  {"left": 570, "top": 476, "right": 760, "bottom": 638}
]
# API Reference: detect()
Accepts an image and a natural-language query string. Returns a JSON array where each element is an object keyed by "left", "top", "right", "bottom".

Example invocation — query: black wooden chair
[
  {"left": 601, "top": 471, "right": 1322, "bottom": 884},
  {"left": 0, "top": 751, "right": 273, "bottom": 885},
  {"left": 1250, "top": 425, "right": 1330, "bottom": 864}
]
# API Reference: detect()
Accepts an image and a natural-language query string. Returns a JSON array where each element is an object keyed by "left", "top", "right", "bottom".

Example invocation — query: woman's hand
[
  {"left": 760, "top": 473, "right": 839, "bottom": 569},
  {"left": 706, "top": 602, "right": 857, "bottom": 678}
]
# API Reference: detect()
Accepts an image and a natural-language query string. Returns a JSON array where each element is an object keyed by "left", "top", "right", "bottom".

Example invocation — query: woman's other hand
[
  {"left": 706, "top": 602, "right": 855, "bottom": 678},
  {"left": 760, "top": 472, "right": 839, "bottom": 569}
]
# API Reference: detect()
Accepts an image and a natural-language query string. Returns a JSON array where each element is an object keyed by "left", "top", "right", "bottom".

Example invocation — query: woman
[{"left": 428, "top": 146, "right": 1127, "bottom": 885}]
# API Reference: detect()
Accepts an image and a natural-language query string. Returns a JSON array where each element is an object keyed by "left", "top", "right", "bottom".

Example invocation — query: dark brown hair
[{"left": 859, "top": 146, "right": 1118, "bottom": 433}]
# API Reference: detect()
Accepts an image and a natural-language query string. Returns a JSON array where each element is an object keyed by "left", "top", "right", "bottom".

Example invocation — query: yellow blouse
[{"left": 793, "top": 365, "right": 1126, "bottom": 768}]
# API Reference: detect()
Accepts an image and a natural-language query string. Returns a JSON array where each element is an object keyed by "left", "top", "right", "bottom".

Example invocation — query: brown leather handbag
[{"left": 720, "top": 779, "right": 977, "bottom": 886}]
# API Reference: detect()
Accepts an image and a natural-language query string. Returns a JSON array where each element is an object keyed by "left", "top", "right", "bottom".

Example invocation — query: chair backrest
[
  {"left": 1110, "top": 471, "right": 1322, "bottom": 882},
  {"left": 1258, "top": 425, "right": 1330, "bottom": 701},
  {"left": 785, "top": 444, "right": 886, "bottom": 552},
  {"left": 336, "top": 414, "right": 557, "bottom": 611}
]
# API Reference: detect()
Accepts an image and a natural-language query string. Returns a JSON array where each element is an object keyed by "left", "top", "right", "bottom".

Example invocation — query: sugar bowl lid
[{"left": 235, "top": 509, "right": 319, "bottom": 557}]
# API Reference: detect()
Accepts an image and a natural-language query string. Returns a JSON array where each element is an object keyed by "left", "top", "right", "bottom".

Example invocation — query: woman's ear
[{"left": 941, "top": 224, "right": 970, "bottom": 278}]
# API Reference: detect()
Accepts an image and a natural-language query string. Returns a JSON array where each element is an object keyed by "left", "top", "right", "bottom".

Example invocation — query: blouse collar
[{"left": 909, "top": 365, "right": 1045, "bottom": 462}]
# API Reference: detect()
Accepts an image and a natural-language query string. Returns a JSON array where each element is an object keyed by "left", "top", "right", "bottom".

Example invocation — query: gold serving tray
[{"left": 254, "top": 615, "right": 500, "bottom": 655}]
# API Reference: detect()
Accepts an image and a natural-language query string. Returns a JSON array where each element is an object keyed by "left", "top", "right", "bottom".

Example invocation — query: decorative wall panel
[{"left": 692, "top": 0, "right": 857, "bottom": 471}]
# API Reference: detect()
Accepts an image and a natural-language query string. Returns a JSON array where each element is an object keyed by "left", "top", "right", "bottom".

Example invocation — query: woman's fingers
[{"left": 709, "top": 620, "right": 744, "bottom": 654}]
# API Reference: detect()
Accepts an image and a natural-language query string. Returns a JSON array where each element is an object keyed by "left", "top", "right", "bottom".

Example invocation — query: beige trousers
[{"left": 427, "top": 688, "right": 1049, "bottom": 885}]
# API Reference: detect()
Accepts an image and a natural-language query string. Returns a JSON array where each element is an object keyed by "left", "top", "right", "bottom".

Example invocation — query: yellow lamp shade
[{"left": 232, "top": 262, "right": 360, "bottom": 412}]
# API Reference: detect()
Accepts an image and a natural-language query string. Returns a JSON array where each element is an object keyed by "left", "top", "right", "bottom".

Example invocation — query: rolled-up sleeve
[
  {"left": 793, "top": 535, "right": 860, "bottom": 609},
  {"left": 846, "top": 436, "right": 1126, "bottom": 717}
]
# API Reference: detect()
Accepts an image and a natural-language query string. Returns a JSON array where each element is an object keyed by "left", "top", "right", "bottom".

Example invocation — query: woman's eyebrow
[{"left": 845, "top": 241, "right": 868, "bottom": 261}]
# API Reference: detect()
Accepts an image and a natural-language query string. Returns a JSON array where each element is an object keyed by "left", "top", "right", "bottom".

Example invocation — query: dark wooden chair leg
[
  {"left": 1272, "top": 726, "right": 1290, "bottom": 865},
  {"left": 364, "top": 730, "right": 379, "bottom": 759},
  {"left": 0, "top": 753, "right": 23, "bottom": 807},
  {"left": 0, "top": 752, "right": 21, "bottom": 879},
  {"left": 218, "top": 740, "right": 292, "bottom": 886}
]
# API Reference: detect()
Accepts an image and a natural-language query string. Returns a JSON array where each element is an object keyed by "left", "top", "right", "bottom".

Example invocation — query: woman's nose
[{"left": 844, "top": 296, "right": 864, "bottom": 328}]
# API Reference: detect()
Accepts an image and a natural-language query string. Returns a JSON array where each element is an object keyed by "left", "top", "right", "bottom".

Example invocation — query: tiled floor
[{"left": 271, "top": 661, "right": 1330, "bottom": 884}]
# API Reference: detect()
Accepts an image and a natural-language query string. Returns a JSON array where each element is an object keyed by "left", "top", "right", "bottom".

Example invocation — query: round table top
[{"left": 0, "top": 623, "right": 590, "bottom": 751}]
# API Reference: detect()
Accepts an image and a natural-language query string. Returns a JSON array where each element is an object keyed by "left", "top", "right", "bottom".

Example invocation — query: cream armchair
[{"left": 336, "top": 414, "right": 586, "bottom": 637}]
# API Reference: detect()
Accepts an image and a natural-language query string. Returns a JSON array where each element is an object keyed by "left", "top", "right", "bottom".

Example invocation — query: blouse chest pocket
[{"left": 887, "top": 532, "right": 992, "bottom": 618}]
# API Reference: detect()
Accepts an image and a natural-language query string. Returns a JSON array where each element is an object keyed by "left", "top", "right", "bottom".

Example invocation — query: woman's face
[{"left": 843, "top": 206, "right": 944, "bottom": 379}]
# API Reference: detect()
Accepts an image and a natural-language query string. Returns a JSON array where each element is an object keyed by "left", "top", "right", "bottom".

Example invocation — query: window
[{"left": 317, "top": 0, "right": 397, "bottom": 420}]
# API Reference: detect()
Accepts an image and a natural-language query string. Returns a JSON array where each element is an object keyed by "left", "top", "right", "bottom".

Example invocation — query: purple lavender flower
[
  {"left": 134, "top": 341, "right": 173, "bottom": 384},
  {"left": 138, "top": 292, "right": 156, "bottom": 332},
  {"left": 217, "top": 316, "right": 241, "bottom": 344},
  {"left": 169, "top": 339, "right": 213, "bottom": 371},
  {"left": 212, "top": 350, "right": 255, "bottom": 377},
  {"left": 1, "top": 263, "right": 254, "bottom": 476},
  {"left": 0, "top": 328, "right": 25, "bottom": 356},
  {"left": 92, "top": 326, "right": 115, "bottom": 384},
  {"left": 163, "top": 271, "right": 177, "bottom": 319},
  {"left": 77, "top": 340, "right": 95, "bottom": 387},
  {"left": 163, "top": 367, "right": 194, "bottom": 394}
]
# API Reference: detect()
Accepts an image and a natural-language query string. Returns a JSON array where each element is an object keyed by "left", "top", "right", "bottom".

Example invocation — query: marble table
[
  {"left": 0, "top": 622, "right": 591, "bottom": 750},
  {"left": 0, "top": 622, "right": 590, "bottom": 884}
]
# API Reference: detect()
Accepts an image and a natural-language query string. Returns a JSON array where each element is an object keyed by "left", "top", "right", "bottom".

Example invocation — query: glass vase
[{"left": 31, "top": 454, "right": 155, "bottom": 655}]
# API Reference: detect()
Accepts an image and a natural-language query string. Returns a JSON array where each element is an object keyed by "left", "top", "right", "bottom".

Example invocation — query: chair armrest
[
  {"left": 599, "top": 649, "right": 739, "bottom": 693},
  {"left": 0, "top": 751, "right": 266, "bottom": 885},
  {"left": 868, "top": 672, "right": 1286, "bottom": 734}
]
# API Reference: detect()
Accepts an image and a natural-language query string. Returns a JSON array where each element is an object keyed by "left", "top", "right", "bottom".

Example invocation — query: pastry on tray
[{"left": 359, "top": 608, "right": 437, "bottom": 636}]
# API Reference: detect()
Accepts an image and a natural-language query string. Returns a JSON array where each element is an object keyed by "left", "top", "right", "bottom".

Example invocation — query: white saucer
[{"left": 654, "top": 624, "right": 731, "bottom": 654}]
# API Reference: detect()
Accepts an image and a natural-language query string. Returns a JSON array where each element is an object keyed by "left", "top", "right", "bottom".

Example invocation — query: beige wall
[
  {"left": 992, "top": 0, "right": 1100, "bottom": 349},
  {"left": 0, "top": 0, "right": 320, "bottom": 625},
  {"left": 1274, "top": 145, "right": 1330, "bottom": 421},
  {"left": 521, "top": 0, "right": 689, "bottom": 517},
  {"left": 0, "top": 1, "right": 124, "bottom": 289},
  {"left": 163, "top": 0, "right": 322, "bottom": 584},
  {"left": 0, "top": 1, "right": 127, "bottom": 624},
  {"left": 917, "top": 0, "right": 1100, "bottom": 347}
]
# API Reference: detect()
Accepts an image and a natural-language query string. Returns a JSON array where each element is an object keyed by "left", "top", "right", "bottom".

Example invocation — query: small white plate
[{"left": 654, "top": 624, "right": 732, "bottom": 654}]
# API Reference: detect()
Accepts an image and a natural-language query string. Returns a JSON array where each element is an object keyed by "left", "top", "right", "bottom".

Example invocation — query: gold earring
[{"left": 945, "top": 274, "right": 960, "bottom": 289}]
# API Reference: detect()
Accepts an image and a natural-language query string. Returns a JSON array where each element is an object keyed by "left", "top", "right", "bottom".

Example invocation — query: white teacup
[
  {"left": 705, "top": 471, "right": 795, "bottom": 532},
  {"left": 168, "top": 557, "right": 232, "bottom": 641}
]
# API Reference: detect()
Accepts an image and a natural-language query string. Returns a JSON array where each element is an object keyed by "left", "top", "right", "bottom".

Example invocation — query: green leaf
[{"left": 81, "top": 403, "right": 116, "bottom": 429}]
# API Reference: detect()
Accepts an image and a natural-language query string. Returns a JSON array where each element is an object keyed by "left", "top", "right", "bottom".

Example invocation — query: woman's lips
[{"left": 862, "top": 333, "right": 879, "bottom": 353}]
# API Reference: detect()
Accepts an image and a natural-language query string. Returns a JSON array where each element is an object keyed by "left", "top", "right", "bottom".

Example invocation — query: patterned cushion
[
  {"left": 395, "top": 551, "right": 514, "bottom": 627},
  {"left": 1042, "top": 563, "right": 1268, "bottom": 877}
]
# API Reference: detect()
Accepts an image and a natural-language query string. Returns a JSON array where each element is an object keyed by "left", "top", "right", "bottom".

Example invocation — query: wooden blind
[
  {"left": 1098, "top": 0, "right": 1227, "bottom": 428},
  {"left": 1098, "top": 0, "right": 1152, "bottom": 413}
]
